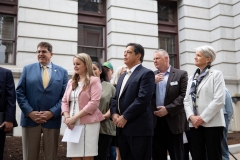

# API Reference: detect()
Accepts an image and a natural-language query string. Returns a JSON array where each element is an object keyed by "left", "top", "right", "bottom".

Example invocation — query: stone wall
[
  {"left": 178, "top": 0, "right": 240, "bottom": 94},
  {"left": 106, "top": 0, "right": 158, "bottom": 70}
]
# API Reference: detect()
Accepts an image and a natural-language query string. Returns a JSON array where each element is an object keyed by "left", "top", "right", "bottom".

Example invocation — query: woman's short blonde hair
[{"left": 195, "top": 45, "right": 216, "bottom": 64}]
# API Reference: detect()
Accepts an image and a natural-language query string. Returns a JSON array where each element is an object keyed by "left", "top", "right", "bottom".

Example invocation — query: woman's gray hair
[{"left": 195, "top": 45, "right": 216, "bottom": 64}]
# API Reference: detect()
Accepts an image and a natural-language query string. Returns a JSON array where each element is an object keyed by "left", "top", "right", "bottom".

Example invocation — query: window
[
  {"left": 0, "top": 0, "right": 18, "bottom": 65},
  {"left": 159, "top": 34, "right": 176, "bottom": 67},
  {"left": 78, "top": 0, "right": 106, "bottom": 63},
  {"left": 158, "top": 4, "right": 174, "bottom": 22},
  {"left": 158, "top": 1, "right": 178, "bottom": 68},
  {"left": 78, "top": 24, "right": 104, "bottom": 62},
  {"left": 78, "top": 0, "right": 103, "bottom": 13},
  {"left": 0, "top": 15, "right": 15, "bottom": 64}
]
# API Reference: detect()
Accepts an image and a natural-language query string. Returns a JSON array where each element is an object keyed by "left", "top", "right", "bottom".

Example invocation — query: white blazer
[{"left": 184, "top": 68, "right": 226, "bottom": 127}]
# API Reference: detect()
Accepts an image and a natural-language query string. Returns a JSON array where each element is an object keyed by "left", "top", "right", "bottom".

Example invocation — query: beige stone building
[{"left": 0, "top": 0, "right": 239, "bottom": 135}]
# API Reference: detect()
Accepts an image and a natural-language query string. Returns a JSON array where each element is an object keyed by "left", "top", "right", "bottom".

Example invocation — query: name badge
[{"left": 170, "top": 81, "right": 178, "bottom": 86}]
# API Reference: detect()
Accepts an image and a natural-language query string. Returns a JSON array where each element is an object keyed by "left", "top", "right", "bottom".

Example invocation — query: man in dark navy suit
[
  {"left": 0, "top": 67, "right": 17, "bottom": 160},
  {"left": 110, "top": 43, "right": 155, "bottom": 160}
]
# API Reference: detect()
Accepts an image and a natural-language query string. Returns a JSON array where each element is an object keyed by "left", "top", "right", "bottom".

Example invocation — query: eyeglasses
[
  {"left": 36, "top": 50, "right": 48, "bottom": 54},
  {"left": 124, "top": 50, "right": 133, "bottom": 54}
]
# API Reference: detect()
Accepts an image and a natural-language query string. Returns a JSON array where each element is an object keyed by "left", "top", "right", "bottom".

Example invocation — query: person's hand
[
  {"left": 155, "top": 73, "right": 164, "bottom": 83},
  {"left": 40, "top": 111, "right": 54, "bottom": 121},
  {"left": 103, "top": 114, "right": 108, "bottom": 120},
  {"left": 66, "top": 117, "right": 75, "bottom": 130},
  {"left": 154, "top": 106, "right": 168, "bottom": 117},
  {"left": 28, "top": 111, "right": 44, "bottom": 124},
  {"left": 116, "top": 115, "right": 127, "bottom": 128},
  {"left": 112, "top": 114, "right": 120, "bottom": 125},
  {"left": 103, "top": 110, "right": 110, "bottom": 120},
  {"left": 190, "top": 115, "right": 204, "bottom": 128},
  {"left": 195, "top": 116, "right": 204, "bottom": 127},
  {"left": 66, "top": 116, "right": 78, "bottom": 130},
  {"left": 0, "top": 121, "right": 13, "bottom": 132},
  {"left": 64, "top": 117, "right": 72, "bottom": 129},
  {"left": 190, "top": 115, "right": 198, "bottom": 128},
  {"left": 34, "top": 111, "right": 53, "bottom": 124}
]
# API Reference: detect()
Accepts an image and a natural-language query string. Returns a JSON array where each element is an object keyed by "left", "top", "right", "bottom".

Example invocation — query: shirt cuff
[{"left": 123, "top": 115, "right": 128, "bottom": 121}]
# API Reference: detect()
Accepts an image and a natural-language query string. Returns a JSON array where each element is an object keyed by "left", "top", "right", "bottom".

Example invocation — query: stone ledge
[
  {"left": 229, "top": 144, "right": 240, "bottom": 154},
  {"left": 0, "top": 65, "right": 74, "bottom": 78}
]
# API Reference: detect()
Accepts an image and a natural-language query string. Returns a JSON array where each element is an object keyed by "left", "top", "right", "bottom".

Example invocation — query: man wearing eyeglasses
[{"left": 16, "top": 42, "right": 68, "bottom": 160}]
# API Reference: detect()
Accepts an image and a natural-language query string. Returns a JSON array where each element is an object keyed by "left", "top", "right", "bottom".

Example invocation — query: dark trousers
[
  {"left": 95, "top": 134, "right": 113, "bottom": 160},
  {"left": 190, "top": 126, "right": 224, "bottom": 160},
  {"left": 152, "top": 117, "right": 184, "bottom": 160},
  {"left": 183, "top": 130, "right": 194, "bottom": 160},
  {"left": 0, "top": 131, "right": 6, "bottom": 160},
  {"left": 117, "top": 130, "right": 152, "bottom": 160}
]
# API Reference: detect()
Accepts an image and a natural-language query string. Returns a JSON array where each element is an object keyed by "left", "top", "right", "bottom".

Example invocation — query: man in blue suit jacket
[
  {"left": 16, "top": 42, "right": 68, "bottom": 160},
  {"left": 110, "top": 43, "right": 155, "bottom": 160},
  {"left": 0, "top": 67, "right": 17, "bottom": 160}
]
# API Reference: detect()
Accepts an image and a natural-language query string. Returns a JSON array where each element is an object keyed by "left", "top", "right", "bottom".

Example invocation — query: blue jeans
[
  {"left": 222, "top": 114, "right": 230, "bottom": 160},
  {"left": 109, "top": 146, "right": 116, "bottom": 160}
]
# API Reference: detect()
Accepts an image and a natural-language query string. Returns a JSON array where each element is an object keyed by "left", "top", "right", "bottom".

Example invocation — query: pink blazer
[{"left": 61, "top": 76, "right": 104, "bottom": 124}]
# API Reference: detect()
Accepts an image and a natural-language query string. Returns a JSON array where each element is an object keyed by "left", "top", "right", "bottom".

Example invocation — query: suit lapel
[
  {"left": 66, "top": 82, "right": 73, "bottom": 102},
  {"left": 165, "top": 67, "right": 175, "bottom": 100},
  {"left": 117, "top": 73, "right": 125, "bottom": 96},
  {"left": 36, "top": 63, "right": 43, "bottom": 87},
  {"left": 153, "top": 70, "right": 158, "bottom": 95},
  {"left": 47, "top": 63, "right": 57, "bottom": 88},
  {"left": 196, "top": 70, "right": 213, "bottom": 95},
  {"left": 120, "top": 65, "right": 142, "bottom": 97}
]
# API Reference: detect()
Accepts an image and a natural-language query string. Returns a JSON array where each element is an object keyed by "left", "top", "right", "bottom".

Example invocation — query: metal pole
[{"left": 229, "top": 151, "right": 238, "bottom": 160}]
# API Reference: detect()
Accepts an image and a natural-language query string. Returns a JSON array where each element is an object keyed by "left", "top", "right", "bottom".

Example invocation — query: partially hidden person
[{"left": 0, "top": 67, "right": 18, "bottom": 160}]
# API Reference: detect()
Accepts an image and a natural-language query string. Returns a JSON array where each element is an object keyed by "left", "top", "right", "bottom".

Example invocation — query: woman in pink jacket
[{"left": 61, "top": 53, "right": 104, "bottom": 160}]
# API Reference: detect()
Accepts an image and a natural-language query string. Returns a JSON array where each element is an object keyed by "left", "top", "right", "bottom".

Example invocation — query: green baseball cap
[{"left": 102, "top": 61, "right": 113, "bottom": 70}]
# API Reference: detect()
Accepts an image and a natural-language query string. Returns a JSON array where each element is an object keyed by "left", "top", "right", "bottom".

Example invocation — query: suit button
[{"left": 197, "top": 96, "right": 199, "bottom": 98}]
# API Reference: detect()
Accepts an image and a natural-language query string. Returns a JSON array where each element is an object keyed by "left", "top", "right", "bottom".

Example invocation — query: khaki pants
[{"left": 22, "top": 125, "right": 60, "bottom": 160}]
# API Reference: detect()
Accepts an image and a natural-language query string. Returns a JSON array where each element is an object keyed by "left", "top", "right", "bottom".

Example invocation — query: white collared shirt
[{"left": 127, "top": 63, "right": 141, "bottom": 74}]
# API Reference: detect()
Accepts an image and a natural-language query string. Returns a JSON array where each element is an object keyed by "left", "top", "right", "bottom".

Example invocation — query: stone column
[{"left": 106, "top": 0, "right": 158, "bottom": 70}]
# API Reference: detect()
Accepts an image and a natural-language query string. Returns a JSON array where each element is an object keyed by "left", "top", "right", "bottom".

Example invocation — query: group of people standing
[{"left": 0, "top": 41, "right": 233, "bottom": 160}]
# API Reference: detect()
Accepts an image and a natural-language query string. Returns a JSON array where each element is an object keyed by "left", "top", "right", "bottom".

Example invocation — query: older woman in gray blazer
[{"left": 184, "top": 46, "right": 225, "bottom": 160}]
